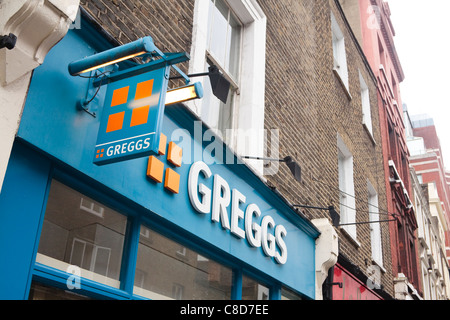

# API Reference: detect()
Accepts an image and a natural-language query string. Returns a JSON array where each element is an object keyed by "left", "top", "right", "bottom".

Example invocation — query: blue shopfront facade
[{"left": 0, "top": 20, "right": 319, "bottom": 300}]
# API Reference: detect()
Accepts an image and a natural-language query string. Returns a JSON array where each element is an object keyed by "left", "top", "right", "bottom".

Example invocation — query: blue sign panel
[{"left": 94, "top": 67, "right": 169, "bottom": 165}]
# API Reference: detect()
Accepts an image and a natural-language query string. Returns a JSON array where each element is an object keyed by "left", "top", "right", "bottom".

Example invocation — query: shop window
[
  {"left": 79, "top": 197, "right": 104, "bottom": 218},
  {"left": 33, "top": 180, "right": 302, "bottom": 300},
  {"left": 29, "top": 282, "right": 91, "bottom": 300},
  {"left": 133, "top": 225, "right": 233, "bottom": 300},
  {"left": 241, "top": 275, "right": 269, "bottom": 300},
  {"left": 36, "top": 180, "right": 127, "bottom": 289},
  {"left": 281, "top": 287, "right": 303, "bottom": 300}
]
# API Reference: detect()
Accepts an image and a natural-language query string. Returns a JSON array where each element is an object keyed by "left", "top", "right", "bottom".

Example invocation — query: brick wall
[
  {"left": 259, "top": 0, "right": 394, "bottom": 297},
  {"left": 80, "top": 0, "right": 194, "bottom": 79}
]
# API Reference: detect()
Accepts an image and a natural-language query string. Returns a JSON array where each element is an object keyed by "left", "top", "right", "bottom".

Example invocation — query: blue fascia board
[{"left": 165, "top": 103, "right": 321, "bottom": 240}]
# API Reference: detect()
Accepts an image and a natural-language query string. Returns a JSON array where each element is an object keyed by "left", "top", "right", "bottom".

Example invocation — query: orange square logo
[
  {"left": 135, "top": 79, "right": 154, "bottom": 100},
  {"left": 106, "top": 111, "right": 125, "bottom": 133},
  {"left": 167, "top": 142, "right": 182, "bottom": 167},
  {"left": 130, "top": 105, "right": 150, "bottom": 127},
  {"left": 164, "top": 168, "right": 180, "bottom": 194},
  {"left": 111, "top": 86, "right": 129, "bottom": 107},
  {"left": 158, "top": 133, "right": 167, "bottom": 155},
  {"left": 146, "top": 156, "right": 164, "bottom": 183}
]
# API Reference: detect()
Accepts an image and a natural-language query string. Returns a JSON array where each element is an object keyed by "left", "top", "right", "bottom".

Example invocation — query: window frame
[
  {"left": 368, "top": 180, "right": 383, "bottom": 268},
  {"left": 189, "top": 0, "right": 267, "bottom": 175},
  {"left": 359, "top": 71, "right": 373, "bottom": 137},
  {"left": 337, "top": 134, "right": 359, "bottom": 245},
  {"left": 331, "top": 12, "right": 350, "bottom": 96}
]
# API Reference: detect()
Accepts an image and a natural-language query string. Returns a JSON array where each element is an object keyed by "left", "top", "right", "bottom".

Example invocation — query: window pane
[
  {"left": 29, "top": 282, "right": 91, "bottom": 300},
  {"left": 37, "top": 180, "right": 127, "bottom": 289},
  {"left": 201, "top": 60, "right": 232, "bottom": 136},
  {"left": 209, "top": 0, "right": 229, "bottom": 66},
  {"left": 134, "top": 225, "right": 233, "bottom": 300},
  {"left": 201, "top": 61, "right": 222, "bottom": 129},
  {"left": 281, "top": 287, "right": 303, "bottom": 300},
  {"left": 228, "top": 13, "right": 241, "bottom": 79},
  {"left": 242, "top": 275, "right": 269, "bottom": 300}
]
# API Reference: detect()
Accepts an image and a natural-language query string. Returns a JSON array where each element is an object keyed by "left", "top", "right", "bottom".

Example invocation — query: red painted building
[{"left": 341, "top": 0, "right": 421, "bottom": 299}]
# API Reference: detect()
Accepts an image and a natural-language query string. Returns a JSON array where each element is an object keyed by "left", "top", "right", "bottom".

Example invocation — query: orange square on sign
[
  {"left": 158, "top": 133, "right": 167, "bottom": 155},
  {"left": 111, "top": 86, "right": 129, "bottom": 107},
  {"left": 167, "top": 142, "right": 182, "bottom": 167},
  {"left": 147, "top": 156, "right": 164, "bottom": 183},
  {"left": 135, "top": 79, "right": 154, "bottom": 100},
  {"left": 164, "top": 168, "right": 180, "bottom": 194},
  {"left": 130, "top": 106, "right": 150, "bottom": 127},
  {"left": 106, "top": 111, "right": 125, "bottom": 133}
]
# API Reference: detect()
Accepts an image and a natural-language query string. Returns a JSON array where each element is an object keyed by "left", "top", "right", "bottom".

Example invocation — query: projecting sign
[{"left": 93, "top": 67, "right": 169, "bottom": 165}]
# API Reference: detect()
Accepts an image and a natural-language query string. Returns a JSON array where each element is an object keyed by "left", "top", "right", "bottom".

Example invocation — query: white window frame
[
  {"left": 359, "top": 71, "right": 373, "bottom": 136},
  {"left": 331, "top": 12, "right": 350, "bottom": 94},
  {"left": 337, "top": 134, "right": 358, "bottom": 244},
  {"left": 189, "top": 0, "right": 267, "bottom": 174},
  {"left": 368, "top": 180, "right": 383, "bottom": 267}
]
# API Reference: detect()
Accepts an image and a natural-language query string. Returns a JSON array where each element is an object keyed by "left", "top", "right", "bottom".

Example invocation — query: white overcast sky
[{"left": 386, "top": 0, "right": 450, "bottom": 169}]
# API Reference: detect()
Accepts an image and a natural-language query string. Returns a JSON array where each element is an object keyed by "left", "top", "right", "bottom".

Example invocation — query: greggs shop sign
[{"left": 187, "top": 161, "right": 288, "bottom": 264}]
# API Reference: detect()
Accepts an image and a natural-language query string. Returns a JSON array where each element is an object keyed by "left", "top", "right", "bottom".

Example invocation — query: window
[
  {"left": 202, "top": 0, "right": 242, "bottom": 135},
  {"left": 241, "top": 275, "right": 269, "bottom": 300},
  {"left": 190, "top": 0, "right": 267, "bottom": 173},
  {"left": 133, "top": 225, "right": 233, "bottom": 300},
  {"left": 34, "top": 179, "right": 303, "bottom": 300},
  {"left": 36, "top": 180, "right": 127, "bottom": 289},
  {"left": 331, "top": 12, "right": 349, "bottom": 91},
  {"left": 281, "top": 287, "right": 303, "bottom": 300},
  {"left": 337, "top": 135, "right": 357, "bottom": 241},
  {"left": 368, "top": 181, "right": 383, "bottom": 267},
  {"left": 359, "top": 71, "right": 373, "bottom": 135}
]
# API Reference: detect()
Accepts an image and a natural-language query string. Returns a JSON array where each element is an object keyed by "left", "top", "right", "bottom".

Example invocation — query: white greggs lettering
[
  {"left": 188, "top": 161, "right": 288, "bottom": 264},
  {"left": 106, "top": 138, "right": 151, "bottom": 156}
]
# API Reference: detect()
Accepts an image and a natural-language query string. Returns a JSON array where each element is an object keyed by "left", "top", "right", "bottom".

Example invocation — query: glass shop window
[
  {"left": 241, "top": 274, "right": 270, "bottom": 300},
  {"left": 36, "top": 180, "right": 128, "bottom": 289},
  {"left": 281, "top": 287, "right": 303, "bottom": 300},
  {"left": 133, "top": 225, "right": 233, "bottom": 300},
  {"left": 29, "top": 282, "right": 91, "bottom": 300}
]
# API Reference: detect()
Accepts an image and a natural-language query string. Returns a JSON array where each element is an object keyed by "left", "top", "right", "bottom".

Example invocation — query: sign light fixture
[
  {"left": 68, "top": 37, "right": 157, "bottom": 76},
  {"left": 165, "top": 82, "right": 204, "bottom": 106}
]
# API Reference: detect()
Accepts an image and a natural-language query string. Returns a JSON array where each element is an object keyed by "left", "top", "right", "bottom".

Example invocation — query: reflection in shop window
[
  {"left": 242, "top": 275, "right": 269, "bottom": 300},
  {"left": 281, "top": 287, "right": 303, "bottom": 300},
  {"left": 134, "top": 225, "right": 233, "bottom": 300},
  {"left": 36, "top": 180, "right": 127, "bottom": 289},
  {"left": 79, "top": 197, "right": 104, "bottom": 218},
  {"left": 29, "top": 282, "right": 91, "bottom": 300}
]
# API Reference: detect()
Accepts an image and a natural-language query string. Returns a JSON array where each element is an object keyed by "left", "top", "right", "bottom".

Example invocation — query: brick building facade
[
  {"left": 0, "top": 0, "right": 398, "bottom": 299},
  {"left": 70, "top": 0, "right": 396, "bottom": 300},
  {"left": 262, "top": 0, "right": 393, "bottom": 299}
]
